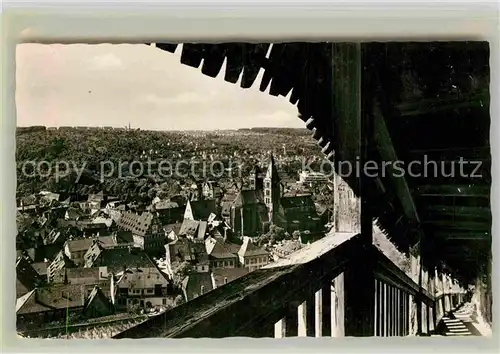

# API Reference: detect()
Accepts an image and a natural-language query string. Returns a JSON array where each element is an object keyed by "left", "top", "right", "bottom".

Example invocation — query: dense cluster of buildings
[{"left": 16, "top": 153, "right": 347, "bottom": 335}]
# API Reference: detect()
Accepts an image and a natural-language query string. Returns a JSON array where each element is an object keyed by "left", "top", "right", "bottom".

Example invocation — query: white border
[{"left": 1, "top": 1, "right": 499, "bottom": 353}]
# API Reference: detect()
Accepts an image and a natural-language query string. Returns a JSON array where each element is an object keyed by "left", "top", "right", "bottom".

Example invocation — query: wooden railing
[{"left": 114, "top": 233, "right": 465, "bottom": 338}]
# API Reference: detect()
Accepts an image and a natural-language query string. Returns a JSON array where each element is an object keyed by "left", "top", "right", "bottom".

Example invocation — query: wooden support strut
[{"left": 331, "top": 42, "right": 376, "bottom": 337}]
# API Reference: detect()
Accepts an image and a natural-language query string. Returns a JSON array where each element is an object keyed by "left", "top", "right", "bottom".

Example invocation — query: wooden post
[
  {"left": 333, "top": 274, "right": 345, "bottom": 337},
  {"left": 383, "top": 283, "right": 388, "bottom": 336},
  {"left": 274, "top": 318, "right": 286, "bottom": 338},
  {"left": 332, "top": 42, "right": 375, "bottom": 337},
  {"left": 395, "top": 288, "right": 399, "bottom": 336},
  {"left": 298, "top": 301, "right": 307, "bottom": 337},
  {"left": 315, "top": 289, "right": 323, "bottom": 337}
]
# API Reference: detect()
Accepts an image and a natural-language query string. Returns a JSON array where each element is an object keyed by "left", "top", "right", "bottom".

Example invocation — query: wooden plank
[
  {"left": 114, "top": 233, "right": 361, "bottom": 338},
  {"left": 436, "top": 230, "right": 491, "bottom": 240},
  {"left": 396, "top": 91, "right": 489, "bottom": 117},
  {"left": 414, "top": 184, "right": 490, "bottom": 197},
  {"left": 406, "top": 146, "right": 491, "bottom": 161},
  {"left": 424, "top": 205, "right": 491, "bottom": 220},
  {"left": 422, "top": 220, "right": 491, "bottom": 231}
]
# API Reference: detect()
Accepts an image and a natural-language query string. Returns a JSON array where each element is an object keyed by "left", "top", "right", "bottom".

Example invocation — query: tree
[
  {"left": 256, "top": 224, "right": 287, "bottom": 247},
  {"left": 147, "top": 188, "right": 156, "bottom": 199}
]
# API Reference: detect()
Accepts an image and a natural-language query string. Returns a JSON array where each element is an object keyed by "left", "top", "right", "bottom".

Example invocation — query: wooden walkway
[{"left": 434, "top": 303, "right": 482, "bottom": 337}]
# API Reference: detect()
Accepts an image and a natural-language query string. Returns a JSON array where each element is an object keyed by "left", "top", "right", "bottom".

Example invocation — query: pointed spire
[{"left": 265, "top": 151, "right": 280, "bottom": 181}]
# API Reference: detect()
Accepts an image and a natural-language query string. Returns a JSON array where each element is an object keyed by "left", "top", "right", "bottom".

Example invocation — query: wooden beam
[
  {"left": 332, "top": 43, "right": 361, "bottom": 178},
  {"left": 424, "top": 205, "right": 491, "bottom": 220},
  {"left": 406, "top": 146, "right": 491, "bottom": 161},
  {"left": 373, "top": 93, "right": 427, "bottom": 337},
  {"left": 113, "top": 233, "right": 363, "bottom": 339},
  {"left": 414, "top": 185, "right": 490, "bottom": 198},
  {"left": 373, "top": 104, "right": 420, "bottom": 225},
  {"left": 434, "top": 231, "right": 491, "bottom": 240},
  {"left": 332, "top": 42, "right": 362, "bottom": 235},
  {"left": 423, "top": 220, "right": 491, "bottom": 231},
  {"left": 332, "top": 43, "right": 376, "bottom": 337},
  {"left": 396, "top": 91, "right": 489, "bottom": 117}
]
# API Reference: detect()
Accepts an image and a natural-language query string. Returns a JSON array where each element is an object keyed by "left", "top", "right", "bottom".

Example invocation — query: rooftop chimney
[
  {"left": 200, "top": 285, "right": 205, "bottom": 295},
  {"left": 224, "top": 277, "right": 228, "bottom": 285}
]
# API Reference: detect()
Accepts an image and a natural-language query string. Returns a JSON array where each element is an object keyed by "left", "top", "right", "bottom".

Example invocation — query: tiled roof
[
  {"left": 16, "top": 290, "right": 36, "bottom": 313},
  {"left": 155, "top": 201, "right": 179, "bottom": 210},
  {"left": 212, "top": 267, "right": 250, "bottom": 288},
  {"left": 16, "top": 257, "right": 43, "bottom": 296},
  {"left": 87, "top": 247, "right": 154, "bottom": 273},
  {"left": 31, "top": 261, "right": 48, "bottom": 276},
  {"left": 164, "top": 223, "right": 182, "bottom": 235},
  {"left": 17, "top": 283, "right": 88, "bottom": 314},
  {"left": 168, "top": 238, "right": 209, "bottom": 264},
  {"left": 179, "top": 219, "right": 200, "bottom": 237},
  {"left": 181, "top": 273, "right": 213, "bottom": 301},
  {"left": 209, "top": 240, "right": 240, "bottom": 259},
  {"left": 83, "top": 285, "right": 112, "bottom": 311},
  {"left": 238, "top": 238, "right": 269, "bottom": 257},
  {"left": 66, "top": 238, "right": 94, "bottom": 252},
  {"left": 66, "top": 267, "right": 102, "bottom": 280},
  {"left": 188, "top": 199, "right": 217, "bottom": 220}
]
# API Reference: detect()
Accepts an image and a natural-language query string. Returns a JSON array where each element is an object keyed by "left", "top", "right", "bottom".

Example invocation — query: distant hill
[
  {"left": 237, "top": 127, "right": 310, "bottom": 136},
  {"left": 16, "top": 126, "right": 47, "bottom": 134}
]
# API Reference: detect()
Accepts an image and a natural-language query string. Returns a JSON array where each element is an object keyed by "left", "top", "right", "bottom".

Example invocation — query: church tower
[
  {"left": 263, "top": 153, "right": 281, "bottom": 224},
  {"left": 250, "top": 165, "right": 263, "bottom": 194}
]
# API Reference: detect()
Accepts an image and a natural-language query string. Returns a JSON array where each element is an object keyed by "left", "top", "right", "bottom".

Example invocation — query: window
[
  {"left": 265, "top": 190, "right": 270, "bottom": 196},
  {"left": 162, "top": 298, "right": 167, "bottom": 305}
]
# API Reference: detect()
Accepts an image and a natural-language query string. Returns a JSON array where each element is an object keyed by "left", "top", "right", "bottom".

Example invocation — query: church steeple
[
  {"left": 263, "top": 153, "right": 281, "bottom": 223},
  {"left": 250, "top": 164, "right": 263, "bottom": 193}
]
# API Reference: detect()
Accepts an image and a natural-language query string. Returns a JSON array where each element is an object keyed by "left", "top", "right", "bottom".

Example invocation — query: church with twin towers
[{"left": 229, "top": 153, "right": 323, "bottom": 238}]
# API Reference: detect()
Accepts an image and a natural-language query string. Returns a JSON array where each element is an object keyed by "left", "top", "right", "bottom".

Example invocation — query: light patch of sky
[{"left": 15, "top": 43, "right": 304, "bottom": 131}]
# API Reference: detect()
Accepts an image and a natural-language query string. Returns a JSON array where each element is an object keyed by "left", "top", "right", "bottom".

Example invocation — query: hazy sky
[{"left": 16, "top": 43, "right": 303, "bottom": 131}]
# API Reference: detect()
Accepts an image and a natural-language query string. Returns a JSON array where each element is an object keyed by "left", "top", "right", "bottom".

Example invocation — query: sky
[{"left": 15, "top": 43, "right": 304, "bottom": 131}]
